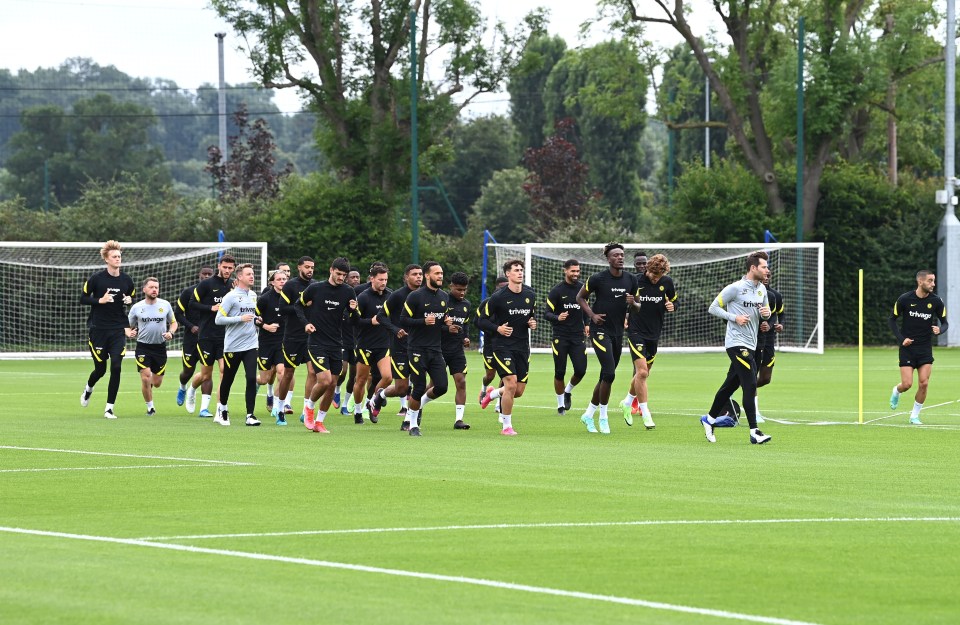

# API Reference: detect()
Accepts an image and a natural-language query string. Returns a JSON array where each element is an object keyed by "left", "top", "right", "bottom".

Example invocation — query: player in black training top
[
  {"left": 545, "top": 259, "right": 587, "bottom": 416},
  {"left": 755, "top": 269, "right": 784, "bottom": 423},
  {"left": 295, "top": 257, "right": 357, "bottom": 433},
  {"left": 174, "top": 266, "right": 214, "bottom": 408},
  {"left": 255, "top": 269, "right": 288, "bottom": 424},
  {"left": 575, "top": 242, "right": 639, "bottom": 435},
  {"left": 352, "top": 264, "right": 392, "bottom": 424},
  {"left": 80, "top": 240, "right": 136, "bottom": 419},
  {"left": 398, "top": 261, "right": 453, "bottom": 436},
  {"left": 272, "top": 256, "right": 315, "bottom": 423},
  {"left": 621, "top": 253, "right": 676, "bottom": 430},
  {"left": 477, "top": 275, "right": 509, "bottom": 408},
  {"left": 441, "top": 271, "right": 473, "bottom": 430},
  {"left": 888, "top": 269, "right": 948, "bottom": 425},
  {"left": 184, "top": 254, "right": 235, "bottom": 418},
  {"left": 334, "top": 267, "right": 362, "bottom": 415},
  {"left": 477, "top": 259, "right": 537, "bottom": 436},
  {"left": 374, "top": 264, "right": 423, "bottom": 417}
]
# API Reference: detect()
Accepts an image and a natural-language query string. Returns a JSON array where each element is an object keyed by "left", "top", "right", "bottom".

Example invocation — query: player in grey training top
[
  {"left": 700, "top": 252, "right": 773, "bottom": 445},
  {"left": 213, "top": 263, "right": 261, "bottom": 426},
  {"left": 128, "top": 277, "right": 177, "bottom": 416}
]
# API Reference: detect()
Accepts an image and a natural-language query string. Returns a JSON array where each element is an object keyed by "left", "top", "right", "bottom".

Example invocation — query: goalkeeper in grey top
[
  {"left": 214, "top": 263, "right": 262, "bottom": 427},
  {"left": 700, "top": 251, "right": 773, "bottom": 445}
]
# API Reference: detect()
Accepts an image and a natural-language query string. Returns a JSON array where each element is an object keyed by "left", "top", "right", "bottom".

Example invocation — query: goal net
[
  {"left": 0, "top": 242, "right": 268, "bottom": 359},
  {"left": 488, "top": 242, "right": 824, "bottom": 354}
]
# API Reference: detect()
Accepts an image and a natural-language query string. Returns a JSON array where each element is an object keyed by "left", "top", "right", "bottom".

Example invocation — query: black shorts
[
  {"left": 492, "top": 347, "right": 530, "bottom": 383},
  {"left": 308, "top": 344, "right": 345, "bottom": 374},
  {"left": 356, "top": 347, "right": 389, "bottom": 367},
  {"left": 257, "top": 340, "right": 284, "bottom": 371},
  {"left": 342, "top": 344, "right": 357, "bottom": 365},
  {"left": 135, "top": 342, "right": 167, "bottom": 375},
  {"left": 390, "top": 347, "right": 409, "bottom": 380},
  {"left": 181, "top": 330, "right": 200, "bottom": 370},
  {"left": 409, "top": 349, "right": 448, "bottom": 398},
  {"left": 757, "top": 344, "right": 776, "bottom": 368},
  {"left": 281, "top": 338, "right": 309, "bottom": 368},
  {"left": 443, "top": 348, "right": 468, "bottom": 376},
  {"left": 87, "top": 328, "right": 126, "bottom": 363},
  {"left": 482, "top": 341, "right": 495, "bottom": 370},
  {"left": 899, "top": 344, "right": 934, "bottom": 369},
  {"left": 627, "top": 334, "right": 658, "bottom": 365},
  {"left": 196, "top": 336, "right": 224, "bottom": 366}
]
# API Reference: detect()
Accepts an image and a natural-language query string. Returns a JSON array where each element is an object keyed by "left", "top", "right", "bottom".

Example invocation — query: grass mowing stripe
[
  {"left": 0, "top": 525, "right": 825, "bottom": 625},
  {"left": 137, "top": 516, "right": 960, "bottom": 541},
  {"left": 0, "top": 464, "right": 231, "bottom": 473},
  {"left": 0, "top": 445, "right": 254, "bottom": 465}
]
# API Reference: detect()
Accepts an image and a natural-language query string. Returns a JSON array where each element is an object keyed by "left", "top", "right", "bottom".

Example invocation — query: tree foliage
[
  {"left": 522, "top": 119, "right": 600, "bottom": 237},
  {"left": 206, "top": 105, "right": 293, "bottom": 203},
  {"left": 468, "top": 167, "right": 534, "bottom": 243},
  {"left": 211, "top": 0, "right": 542, "bottom": 196},
  {"left": 507, "top": 33, "right": 567, "bottom": 152}
]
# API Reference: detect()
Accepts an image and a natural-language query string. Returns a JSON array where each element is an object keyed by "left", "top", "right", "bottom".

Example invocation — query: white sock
[
  {"left": 200, "top": 394, "right": 211, "bottom": 411},
  {"left": 892, "top": 384, "right": 901, "bottom": 398},
  {"left": 305, "top": 399, "right": 315, "bottom": 410},
  {"left": 501, "top": 413, "right": 512, "bottom": 429},
  {"left": 285, "top": 391, "right": 294, "bottom": 406},
  {"left": 564, "top": 382, "right": 574, "bottom": 393},
  {"left": 146, "top": 400, "right": 154, "bottom": 410},
  {"left": 750, "top": 427, "right": 759, "bottom": 435},
  {"left": 639, "top": 402, "right": 651, "bottom": 417},
  {"left": 420, "top": 394, "right": 433, "bottom": 407},
  {"left": 317, "top": 410, "right": 326, "bottom": 423},
  {"left": 557, "top": 394, "right": 565, "bottom": 407},
  {"left": 455, "top": 405, "right": 465, "bottom": 421},
  {"left": 85, "top": 384, "right": 94, "bottom": 393},
  {"left": 105, "top": 402, "right": 114, "bottom": 412},
  {"left": 217, "top": 403, "right": 227, "bottom": 416},
  {"left": 355, "top": 402, "right": 364, "bottom": 416},
  {"left": 187, "top": 385, "right": 197, "bottom": 398},
  {"left": 407, "top": 409, "right": 419, "bottom": 425},
  {"left": 401, "top": 396, "right": 408, "bottom": 409},
  {"left": 266, "top": 384, "right": 273, "bottom": 397},
  {"left": 178, "top": 382, "right": 186, "bottom": 391},
  {"left": 584, "top": 403, "right": 598, "bottom": 418},
  {"left": 599, "top": 404, "right": 608, "bottom": 419},
  {"left": 623, "top": 392, "right": 636, "bottom": 405},
  {"left": 489, "top": 387, "right": 502, "bottom": 400},
  {"left": 705, "top": 415, "right": 717, "bottom": 425},
  {"left": 912, "top": 402, "right": 923, "bottom": 419}
]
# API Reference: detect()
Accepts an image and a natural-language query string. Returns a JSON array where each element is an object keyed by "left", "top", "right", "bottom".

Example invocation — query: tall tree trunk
[{"left": 887, "top": 82, "right": 898, "bottom": 187}]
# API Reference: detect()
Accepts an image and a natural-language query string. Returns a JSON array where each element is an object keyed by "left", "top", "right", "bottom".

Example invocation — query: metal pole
[
  {"left": 796, "top": 17, "right": 805, "bottom": 242},
  {"left": 938, "top": 0, "right": 960, "bottom": 345},
  {"left": 215, "top": 33, "right": 228, "bottom": 164},
  {"left": 704, "top": 73, "right": 710, "bottom": 168},
  {"left": 409, "top": 10, "right": 420, "bottom": 265}
]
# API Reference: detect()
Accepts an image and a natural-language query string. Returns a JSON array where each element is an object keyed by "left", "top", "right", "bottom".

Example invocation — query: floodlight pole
[
  {"left": 215, "top": 33, "right": 228, "bottom": 164},
  {"left": 938, "top": 0, "right": 960, "bottom": 345}
]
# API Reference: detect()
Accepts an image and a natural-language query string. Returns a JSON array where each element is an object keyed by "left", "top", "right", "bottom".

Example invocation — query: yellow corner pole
[{"left": 859, "top": 269, "right": 864, "bottom": 424}]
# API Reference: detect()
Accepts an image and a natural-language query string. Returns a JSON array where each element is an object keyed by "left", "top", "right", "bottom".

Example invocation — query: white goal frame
[
  {"left": 0, "top": 241, "right": 268, "bottom": 360},
  {"left": 487, "top": 242, "right": 824, "bottom": 355}
]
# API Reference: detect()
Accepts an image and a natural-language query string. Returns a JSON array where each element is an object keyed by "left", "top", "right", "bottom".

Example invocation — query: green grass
[{"left": 1, "top": 348, "right": 958, "bottom": 624}]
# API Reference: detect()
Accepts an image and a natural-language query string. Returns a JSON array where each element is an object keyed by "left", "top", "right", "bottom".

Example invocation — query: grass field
[{"left": 1, "top": 348, "right": 958, "bottom": 625}]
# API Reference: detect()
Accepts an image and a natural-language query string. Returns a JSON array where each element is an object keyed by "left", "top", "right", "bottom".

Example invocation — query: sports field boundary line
[
  {"left": 0, "top": 525, "right": 824, "bottom": 625},
  {"left": 0, "top": 445, "right": 254, "bottom": 466},
  {"left": 0, "top": 464, "right": 235, "bottom": 474},
  {"left": 135, "top": 516, "right": 960, "bottom": 541}
]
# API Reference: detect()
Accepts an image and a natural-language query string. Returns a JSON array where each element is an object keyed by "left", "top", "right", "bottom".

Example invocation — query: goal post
[
  {"left": 0, "top": 242, "right": 268, "bottom": 359},
  {"left": 486, "top": 242, "right": 824, "bottom": 354}
]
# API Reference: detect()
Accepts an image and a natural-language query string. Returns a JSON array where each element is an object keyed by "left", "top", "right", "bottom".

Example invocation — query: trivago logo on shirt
[{"left": 909, "top": 310, "right": 933, "bottom": 321}]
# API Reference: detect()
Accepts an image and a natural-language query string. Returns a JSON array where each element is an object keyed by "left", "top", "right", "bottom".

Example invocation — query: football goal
[
  {"left": 486, "top": 242, "right": 824, "bottom": 354},
  {"left": 0, "top": 242, "right": 268, "bottom": 359}
]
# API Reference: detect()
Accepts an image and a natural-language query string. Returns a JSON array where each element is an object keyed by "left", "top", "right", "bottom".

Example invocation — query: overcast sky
[{"left": 3, "top": 0, "right": 708, "bottom": 116}]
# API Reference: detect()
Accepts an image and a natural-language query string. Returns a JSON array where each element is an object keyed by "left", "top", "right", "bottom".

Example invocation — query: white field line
[
  {"left": 0, "top": 464, "right": 229, "bottom": 474},
  {"left": 0, "top": 446, "right": 254, "bottom": 466},
  {"left": 0, "top": 525, "right": 823, "bottom": 625},
  {"left": 863, "top": 399, "right": 960, "bottom": 424},
  {"left": 137, "top": 516, "right": 960, "bottom": 542}
]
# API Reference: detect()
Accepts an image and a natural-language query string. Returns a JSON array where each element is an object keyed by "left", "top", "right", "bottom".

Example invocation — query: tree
[
  {"left": 210, "top": 0, "right": 543, "bottom": 197},
  {"left": 469, "top": 167, "right": 534, "bottom": 243},
  {"left": 420, "top": 114, "right": 520, "bottom": 234},
  {"left": 522, "top": 119, "right": 600, "bottom": 236},
  {"left": 3, "top": 94, "right": 168, "bottom": 208},
  {"left": 610, "top": 0, "right": 944, "bottom": 235},
  {"left": 508, "top": 33, "right": 567, "bottom": 151},
  {"left": 206, "top": 105, "right": 293, "bottom": 203},
  {"left": 542, "top": 40, "right": 648, "bottom": 227}
]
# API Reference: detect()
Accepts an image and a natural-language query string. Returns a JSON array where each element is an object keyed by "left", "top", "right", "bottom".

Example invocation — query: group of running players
[{"left": 79, "top": 239, "right": 810, "bottom": 442}]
